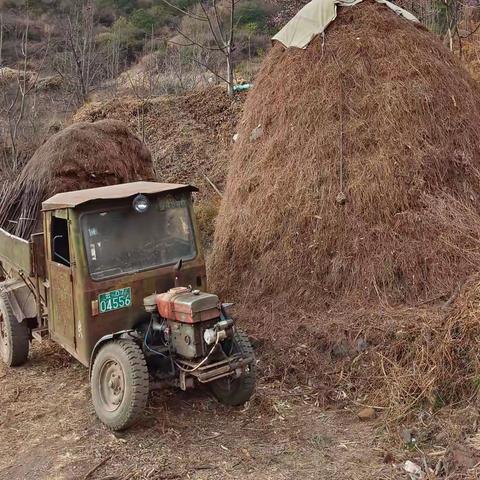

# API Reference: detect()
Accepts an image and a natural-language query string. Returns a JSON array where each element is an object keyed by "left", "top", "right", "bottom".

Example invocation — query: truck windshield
[{"left": 82, "top": 197, "right": 197, "bottom": 280}]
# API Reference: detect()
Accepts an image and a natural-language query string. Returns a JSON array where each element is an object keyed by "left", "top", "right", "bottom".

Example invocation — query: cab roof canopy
[{"left": 42, "top": 181, "right": 198, "bottom": 211}]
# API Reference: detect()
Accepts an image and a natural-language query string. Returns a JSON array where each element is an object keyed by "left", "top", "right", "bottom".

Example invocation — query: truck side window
[{"left": 51, "top": 217, "right": 71, "bottom": 267}]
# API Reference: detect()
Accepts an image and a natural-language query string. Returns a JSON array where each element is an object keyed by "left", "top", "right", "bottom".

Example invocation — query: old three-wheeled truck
[{"left": 0, "top": 182, "right": 256, "bottom": 430}]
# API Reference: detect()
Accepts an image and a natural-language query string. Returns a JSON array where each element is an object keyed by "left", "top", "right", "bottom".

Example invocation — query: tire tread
[
  {"left": 0, "top": 288, "right": 29, "bottom": 367},
  {"left": 91, "top": 339, "right": 149, "bottom": 431},
  {"left": 210, "top": 329, "right": 256, "bottom": 406}
]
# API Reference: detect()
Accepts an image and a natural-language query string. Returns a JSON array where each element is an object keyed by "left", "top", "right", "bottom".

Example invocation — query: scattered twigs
[
  {"left": 12, "top": 387, "right": 20, "bottom": 402},
  {"left": 203, "top": 175, "right": 223, "bottom": 198},
  {"left": 441, "top": 280, "right": 465, "bottom": 311},
  {"left": 83, "top": 456, "right": 111, "bottom": 480}
]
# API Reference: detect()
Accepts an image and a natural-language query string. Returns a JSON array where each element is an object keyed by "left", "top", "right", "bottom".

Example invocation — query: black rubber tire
[
  {"left": 210, "top": 329, "right": 256, "bottom": 406},
  {"left": 0, "top": 289, "right": 29, "bottom": 367},
  {"left": 91, "top": 340, "right": 149, "bottom": 431}
]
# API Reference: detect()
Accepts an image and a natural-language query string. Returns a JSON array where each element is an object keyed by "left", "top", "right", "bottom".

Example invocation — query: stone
[{"left": 357, "top": 407, "right": 376, "bottom": 421}]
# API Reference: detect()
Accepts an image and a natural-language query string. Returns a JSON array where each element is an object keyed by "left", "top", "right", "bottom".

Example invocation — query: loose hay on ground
[{"left": 74, "top": 87, "right": 244, "bottom": 204}]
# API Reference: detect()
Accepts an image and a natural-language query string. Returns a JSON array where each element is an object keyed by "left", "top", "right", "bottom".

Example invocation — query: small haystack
[
  {"left": 211, "top": 1, "right": 480, "bottom": 413},
  {"left": 0, "top": 120, "right": 155, "bottom": 239}
]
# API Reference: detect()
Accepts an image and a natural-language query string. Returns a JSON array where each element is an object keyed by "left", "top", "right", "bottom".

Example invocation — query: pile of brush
[
  {"left": 0, "top": 119, "right": 155, "bottom": 239},
  {"left": 211, "top": 0, "right": 480, "bottom": 415}
]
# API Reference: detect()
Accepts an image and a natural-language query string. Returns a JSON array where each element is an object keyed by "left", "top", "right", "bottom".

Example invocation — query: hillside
[
  {"left": 74, "top": 86, "right": 243, "bottom": 196},
  {"left": 0, "top": 0, "right": 277, "bottom": 177}
]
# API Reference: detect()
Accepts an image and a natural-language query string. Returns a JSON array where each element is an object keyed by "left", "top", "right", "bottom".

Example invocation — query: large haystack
[
  {"left": 0, "top": 120, "right": 154, "bottom": 239},
  {"left": 212, "top": 1, "right": 480, "bottom": 306},
  {"left": 211, "top": 1, "right": 480, "bottom": 415}
]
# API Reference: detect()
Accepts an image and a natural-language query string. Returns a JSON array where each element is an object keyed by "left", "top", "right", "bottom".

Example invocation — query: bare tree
[
  {"left": 0, "top": 16, "right": 50, "bottom": 172},
  {"left": 162, "top": 44, "right": 206, "bottom": 93},
  {"left": 163, "top": 0, "right": 240, "bottom": 95},
  {"left": 408, "top": 0, "right": 473, "bottom": 51},
  {"left": 438, "top": 0, "right": 462, "bottom": 50},
  {"left": 53, "top": 1, "right": 105, "bottom": 106},
  {"left": 121, "top": 30, "right": 205, "bottom": 103}
]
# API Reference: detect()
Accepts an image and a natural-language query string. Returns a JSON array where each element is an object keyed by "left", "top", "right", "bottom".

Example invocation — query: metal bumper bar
[{"left": 178, "top": 355, "right": 255, "bottom": 385}]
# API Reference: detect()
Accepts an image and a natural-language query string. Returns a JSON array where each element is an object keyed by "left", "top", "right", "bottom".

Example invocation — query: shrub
[
  {"left": 95, "top": 0, "right": 137, "bottom": 14},
  {"left": 235, "top": 1, "right": 269, "bottom": 31},
  {"left": 111, "top": 16, "right": 142, "bottom": 44},
  {"left": 173, "top": 0, "right": 196, "bottom": 11},
  {"left": 131, "top": 8, "right": 156, "bottom": 32}
]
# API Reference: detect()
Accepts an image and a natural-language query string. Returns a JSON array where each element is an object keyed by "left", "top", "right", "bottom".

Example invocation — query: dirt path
[{"left": 0, "top": 342, "right": 408, "bottom": 480}]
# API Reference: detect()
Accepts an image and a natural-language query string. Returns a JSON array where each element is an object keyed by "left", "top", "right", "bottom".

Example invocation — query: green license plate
[{"left": 98, "top": 288, "right": 132, "bottom": 314}]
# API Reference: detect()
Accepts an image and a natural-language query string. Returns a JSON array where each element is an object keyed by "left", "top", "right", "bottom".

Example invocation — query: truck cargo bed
[{"left": 0, "top": 227, "right": 32, "bottom": 276}]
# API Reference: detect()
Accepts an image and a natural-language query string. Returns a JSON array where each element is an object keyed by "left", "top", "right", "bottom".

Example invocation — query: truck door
[{"left": 47, "top": 212, "right": 76, "bottom": 351}]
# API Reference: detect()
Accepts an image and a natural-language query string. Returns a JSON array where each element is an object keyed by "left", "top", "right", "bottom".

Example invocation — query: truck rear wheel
[
  {"left": 210, "top": 329, "right": 256, "bottom": 406},
  {"left": 91, "top": 340, "right": 149, "bottom": 431},
  {"left": 0, "top": 290, "right": 29, "bottom": 367}
]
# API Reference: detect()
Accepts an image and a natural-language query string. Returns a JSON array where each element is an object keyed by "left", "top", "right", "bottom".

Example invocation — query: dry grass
[
  {"left": 0, "top": 67, "right": 31, "bottom": 86},
  {"left": 210, "top": 0, "right": 480, "bottom": 425},
  {"left": 75, "top": 87, "right": 244, "bottom": 204},
  {"left": 194, "top": 197, "right": 221, "bottom": 251},
  {"left": 227, "top": 282, "right": 480, "bottom": 443}
]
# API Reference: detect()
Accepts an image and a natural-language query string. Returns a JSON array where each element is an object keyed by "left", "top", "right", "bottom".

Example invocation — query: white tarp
[{"left": 272, "top": 0, "right": 419, "bottom": 49}]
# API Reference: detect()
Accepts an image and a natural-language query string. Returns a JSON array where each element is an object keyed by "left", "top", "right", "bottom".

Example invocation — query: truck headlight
[{"left": 133, "top": 194, "right": 150, "bottom": 213}]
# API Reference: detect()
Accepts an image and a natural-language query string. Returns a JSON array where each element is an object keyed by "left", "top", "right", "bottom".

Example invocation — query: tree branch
[
  {"left": 192, "top": 57, "right": 229, "bottom": 84},
  {"left": 170, "top": 28, "right": 225, "bottom": 53},
  {"left": 158, "top": 0, "right": 207, "bottom": 21}
]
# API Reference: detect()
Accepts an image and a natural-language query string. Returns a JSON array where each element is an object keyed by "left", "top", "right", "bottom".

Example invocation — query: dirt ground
[{"left": 0, "top": 341, "right": 413, "bottom": 480}]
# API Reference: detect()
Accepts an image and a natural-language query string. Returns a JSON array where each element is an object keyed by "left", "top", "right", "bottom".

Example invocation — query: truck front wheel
[
  {"left": 91, "top": 340, "right": 149, "bottom": 431},
  {"left": 210, "top": 329, "right": 256, "bottom": 406},
  {"left": 0, "top": 290, "right": 29, "bottom": 367}
]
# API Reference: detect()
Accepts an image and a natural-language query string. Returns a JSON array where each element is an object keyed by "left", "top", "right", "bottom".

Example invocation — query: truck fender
[
  {"left": 89, "top": 329, "right": 136, "bottom": 377},
  {"left": 0, "top": 280, "right": 37, "bottom": 323}
]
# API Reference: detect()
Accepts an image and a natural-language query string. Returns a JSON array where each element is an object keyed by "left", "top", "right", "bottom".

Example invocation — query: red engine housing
[{"left": 156, "top": 287, "right": 220, "bottom": 324}]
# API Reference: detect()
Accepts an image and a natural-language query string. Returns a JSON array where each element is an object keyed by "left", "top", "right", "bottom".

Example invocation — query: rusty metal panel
[
  {"left": 0, "top": 227, "right": 32, "bottom": 275},
  {"left": 1, "top": 278, "right": 37, "bottom": 320},
  {"left": 31, "top": 233, "right": 46, "bottom": 279},
  {"left": 48, "top": 262, "right": 75, "bottom": 350},
  {"left": 42, "top": 181, "right": 198, "bottom": 211}
]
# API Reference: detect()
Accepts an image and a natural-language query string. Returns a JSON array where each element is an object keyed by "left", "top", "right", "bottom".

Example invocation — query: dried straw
[
  {"left": 210, "top": 1, "right": 480, "bottom": 415},
  {"left": 212, "top": 1, "right": 480, "bottom": 305}
]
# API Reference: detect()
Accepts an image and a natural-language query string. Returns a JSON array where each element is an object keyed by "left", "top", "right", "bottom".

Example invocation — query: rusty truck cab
[{"left": 41, "top": 182, "right": 206, "bottom": 366}]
